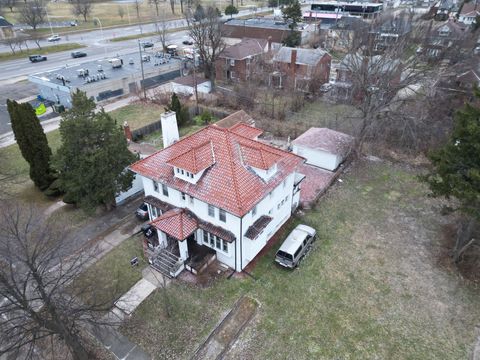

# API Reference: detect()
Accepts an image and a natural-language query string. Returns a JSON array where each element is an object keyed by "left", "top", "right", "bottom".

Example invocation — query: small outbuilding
[{"left": 292, "top": 128, "right": 354, "bottom": 171}]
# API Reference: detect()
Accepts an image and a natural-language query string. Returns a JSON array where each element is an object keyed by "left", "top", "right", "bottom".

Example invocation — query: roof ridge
[
  {"left": 166, "top": 139, "right": 212, "bottom": 165},
  {"left": 224, "top": 130, "right": 243, "bottom": 213}
]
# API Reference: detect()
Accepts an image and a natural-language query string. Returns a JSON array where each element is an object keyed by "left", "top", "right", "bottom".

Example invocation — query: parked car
[
  {"left": 136, "top": 203, "right": 149, "bottom": 220},
  {"left": 141, "top": 41, "right": 154, "bottom": 48},
  {"left": 71, "top": 51, "right": 87, "bottom": 58},
  {"left": 29, "top": 55, "right": 47, "bottom": 62},
  {"left": 70, "top": 21, "right": 78, "bottom": 26},
  {"left": 182, "top": 39, "right": 194, "bottom": 45},
  {"left": 275, "top": 224, "right": 316, "bottom": 268},
  {"left": 47, "top": 34, "right": 61, "bottom": 42}
]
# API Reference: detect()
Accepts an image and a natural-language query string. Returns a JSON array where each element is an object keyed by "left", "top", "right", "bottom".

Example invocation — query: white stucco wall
[
  {"left": 293, "top": 144, "right": 341, "bottom": 171},
  {"left": 115, "top": 173, "right": 143, "bottom": 205}
]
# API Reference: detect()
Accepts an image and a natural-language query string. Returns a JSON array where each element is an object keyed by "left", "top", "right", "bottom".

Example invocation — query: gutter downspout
[{"left": 239, "top": 214, "right": 245, "bottom": 271}]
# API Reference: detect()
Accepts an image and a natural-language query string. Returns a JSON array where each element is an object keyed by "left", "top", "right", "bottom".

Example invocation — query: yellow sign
[{"left": 35, "top": 103, "right": 46, "bottom": 116}]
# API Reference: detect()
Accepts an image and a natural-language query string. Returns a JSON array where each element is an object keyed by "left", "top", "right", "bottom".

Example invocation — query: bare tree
[
  {"left": 19, "top": 0, "right": 46, "bottom": 31},
  {"left": 150, "top": 0, "right": 160, "bottom": 16},
  {"left": 156, "top": 11, "right": 168, "bottom": 51},
  {"left": 70, "top": 0, "right": 92, "bottom": 22},
  {"left": 0, "top": 0, "right": 17, "bottom": 12},
  {"left": 0, "top": 204, "right": 119, "bottom": 360},
  {"left": 186, "top": 6, "right": 225, "bottom": 90},
  {"left": 117, "top": 5, "right": 125, "bottom": 20},
  {"left": 0, "top": 33, "right": 29, "bottom": 54},
  {"left": 29, "top": 31, "right": 46, "bottom": 49},
  {"left": 134, "top": 0, "right": 140, "bottom": 19}
]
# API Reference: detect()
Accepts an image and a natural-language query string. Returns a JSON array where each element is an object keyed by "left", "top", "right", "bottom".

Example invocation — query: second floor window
[
  {"left": 219, "top": 209, "right": 226, "bottom": 222},
  {"left": 162, "top": 184, "right": 168, "bottom": 197},
  {"left": 181, "top": 192, "right": 186, "bottom": 201},
  {"left": 208, "top": 204, "right": 215, "bottom": 217},
  {"left": 153, "top": 180, "right": 159, "bottom": 192},
  {"left": 252, "top": 205, "right": 257, "bottom": 217}
]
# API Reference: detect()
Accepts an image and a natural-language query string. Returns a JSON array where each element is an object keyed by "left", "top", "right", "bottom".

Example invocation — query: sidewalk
[{"left": 0, "top": 96, "right": 135, "bottom": 149}]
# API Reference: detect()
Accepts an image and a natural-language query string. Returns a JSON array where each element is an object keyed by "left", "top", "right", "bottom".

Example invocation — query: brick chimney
[
  {"left": 290, "top": 48, "right": 297, "bottom": 79},
  {"left": 123, "top": 121, "right": 132, "bottom": 142}
]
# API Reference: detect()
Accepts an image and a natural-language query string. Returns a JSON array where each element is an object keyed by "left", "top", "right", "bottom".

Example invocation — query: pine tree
[
  {"left": 282, "top": 0, "right": 302, "bottom": 46},
  {"left": 7, "top": 99, "right": 53, "bottom": 190},
  {"left": 55, "top": 90, "right": 137, "bottom": 211},
  {"left": 422, "top": 88, "right": 480, "bottom": 262},
  {"left": 165, "top": 93, "right": 189, "bottom": 127}
]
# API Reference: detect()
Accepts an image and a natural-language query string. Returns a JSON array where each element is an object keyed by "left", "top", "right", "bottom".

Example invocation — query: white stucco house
[
  {"left": 292, "top": 128, "right": 354, "bottom": 171},
  {"left": 129, "top": 112, "right": 306, "bottom": 276}
]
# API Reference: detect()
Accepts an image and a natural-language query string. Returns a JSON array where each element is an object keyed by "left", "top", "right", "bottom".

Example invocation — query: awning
[
  {"left": 144, "top": 195, "right": 173, "bottom": 213},
  {"left": 244, "top": 216, "right": 273, "bottom": 240}
]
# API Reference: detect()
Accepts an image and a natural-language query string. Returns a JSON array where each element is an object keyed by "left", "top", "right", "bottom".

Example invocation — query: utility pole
[
  {"left": 192, "top": 56, "right": 199, "bottom": 115},
  {"left": 138, "top": 40, "right": 147, "bottom": 100}
]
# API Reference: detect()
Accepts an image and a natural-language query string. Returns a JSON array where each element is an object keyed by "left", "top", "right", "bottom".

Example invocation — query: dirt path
[{"left": 191, "top": 296, "right": 258, "bottom": 360}]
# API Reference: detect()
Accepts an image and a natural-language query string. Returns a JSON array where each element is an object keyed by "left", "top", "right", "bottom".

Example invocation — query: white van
[{"left": 275, "top": 224, "right": 316, "bottom": 268}]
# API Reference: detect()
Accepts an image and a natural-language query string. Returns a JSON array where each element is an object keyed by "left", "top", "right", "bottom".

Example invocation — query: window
[
  {"left": 190, "top": 173, "right": 194, "bottom": 179},
  {"left": 277, "top": 203, "right": 281, "bottom": 210},
  {"left": 229, "top": 59, "right": 235, "bottom": 66},
  {"left": 294, "top": 246, "right": 303, "bottom": 259},
  {"left": 176, "top": 168, "right": 179, "bottom": 173},
  {"left": 219, "top": 209, "right": 226, "bottom": 222},
  {"left": 269, "top": 208, "right": 273, "bottom": 215},
  {"left": 181, "top": 169, "right": 184, "bottom": 175},
  {"left": 152, "top": 206, "right": 158, "bottom": 218},
  {"left": 283, "top": 179, "right": 286, "bottom": 188},
  {"left": 181, "top": 192, "right": 186, "bottom": 201},
  {"left": 252, "top": 205, "right": 257, "bottom": 217},
  {"left": 208, "top": 204, "right": 215, "bottom": 217},
  {"left": 189, "top": 195, "right": 194, "bottom": 205},
  {"left": 210, "top": 234, "right": 215, "bottom": 247},
  {"left": 222, "top": 241, "right": 228, "bottom": 253},
  {"left": 269, "top": 191, "right": 273, "bottom": 199},
  {"left": 203, "top": 230, "right": 208, "bottom": 244},
  {"left": 216, "top": 236, "right": 221, "bottom": 249},
  {"left": 153, "top": 180, "right": 159, "bottom": 192},
  {"left": 162, "top": 184, "right": 168, "bottom": 196}
]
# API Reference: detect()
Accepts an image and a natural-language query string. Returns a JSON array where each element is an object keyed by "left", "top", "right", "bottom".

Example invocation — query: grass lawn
[
  {"left": 0, "top": 129, "right": 62, "bottom": 205},
  {"left": 71, "top": 234, "right": 147, "bottom": 308},
  {"left": 122, "top": 160, "right": 480, "bottom": 359},
  {"left": 142, "top": 123, "right": 205, "bottom": 149},
  {"left": 0, "top": 43, "right": 84, "bottom": 62},
  {"left": 109, "top": 102, "right": 164, "bottom": 130}
]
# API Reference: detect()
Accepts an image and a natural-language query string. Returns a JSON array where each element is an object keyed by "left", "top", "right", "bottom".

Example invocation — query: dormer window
[{"left": 239, "top": 144, "right": 280, "bottom": 182}]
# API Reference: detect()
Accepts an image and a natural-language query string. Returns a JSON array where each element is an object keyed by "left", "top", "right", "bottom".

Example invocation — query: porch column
[{"left": 178, "top": 239, "right": 189, "bottom": 260}]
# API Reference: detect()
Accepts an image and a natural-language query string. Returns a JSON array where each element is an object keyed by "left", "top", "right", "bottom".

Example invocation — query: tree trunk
[
  {"left": 453, "top": 217, "right": 477, "bottom": 263},
  {"left": 63, "top": 331, "right": 90, "bottom": 360}
]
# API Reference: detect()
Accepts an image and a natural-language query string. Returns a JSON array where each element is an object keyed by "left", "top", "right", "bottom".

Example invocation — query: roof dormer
[
  {"left": 239, "top": 143, "right": 280, "bottom": 181},
  {"left": 167, "top": 141, "right": 215, "bottom": 184}
]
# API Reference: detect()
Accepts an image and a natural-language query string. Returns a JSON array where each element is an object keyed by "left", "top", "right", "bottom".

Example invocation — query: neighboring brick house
[
  {"left": 129, "top": 111, "right": 305, "bottom": 277},
  {"left": 270, "top": 47, "right": 332, "bottom": 91},
  {"left": 458, "top": 1, "right": 480, "bottom": 25},
  {"left": 215, "top": 38, "right": 268, "bottom": 82}
]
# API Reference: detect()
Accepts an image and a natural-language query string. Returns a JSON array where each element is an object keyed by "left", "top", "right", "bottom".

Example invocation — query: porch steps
[{"left": 150, "top": 249, "right": 182, "bottom": 279}]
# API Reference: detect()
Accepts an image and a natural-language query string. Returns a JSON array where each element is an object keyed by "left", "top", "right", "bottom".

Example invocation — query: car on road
[
  {"left": 29, "top": 55, "right": 47, "bottom": 62},
  {"left": 47, "top": 34, "right": 61, "bottom": 42},
  {"left": 71, "top": 51, "right": 87, "bottom": 58},
  {"left": 141, "top": 41, "right": 154, "bottom": 49},
  {"left": 182, "top": 39, "right": 194, "bottom": 45},
  {"left": 136, "top": 203, "right": 149, "bottom": 220},
  {"left": 275, "top": 224, "right": 316, "bottom": 269}
]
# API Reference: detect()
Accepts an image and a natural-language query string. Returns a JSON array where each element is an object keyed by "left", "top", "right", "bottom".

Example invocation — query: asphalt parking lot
[{"left": 0, "top": 81, "right": 38, "bottom": 135}]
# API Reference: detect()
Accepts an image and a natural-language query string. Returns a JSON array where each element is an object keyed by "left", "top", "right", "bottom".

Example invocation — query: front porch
[{"left": 142, "top": 208, "right": 235, "bottom": 278}]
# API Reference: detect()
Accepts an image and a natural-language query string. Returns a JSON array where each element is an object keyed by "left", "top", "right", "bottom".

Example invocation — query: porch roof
[
  {"left": 150, "top": 208, "right": 197, "bottom": 241},
  {"left": 144, "top": 195, "right": 174, "bottom": 213},
  {"left": 244, "top": 215, "right": 273, "bottom": 240}
]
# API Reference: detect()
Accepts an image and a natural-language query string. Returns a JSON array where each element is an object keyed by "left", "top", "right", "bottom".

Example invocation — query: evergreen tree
[
  {"left": 55, "top": 90, "right": 137, "bottom": 211},
  {"left": 282, "top": 0, "right": 302, "bottom": 46},
  {"left": 422, "top": 88, "right": 480, "bottom": 262},
  {"left": 6, "top": 99, "right": 53, "bottom": 190},
  {"left": 225, "top": 5, "right": 239, "bottom": 19},
  {"left": 165, "top": 93, "right": 189, "bottom": 127}
]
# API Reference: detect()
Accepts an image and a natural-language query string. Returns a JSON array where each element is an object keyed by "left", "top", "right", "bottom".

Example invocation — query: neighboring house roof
[
  {"left": 172, "top": 74, "right": 209, "bottom": 87},
  {"left": 273, "top": 47, "right": 330, "bottom": 67},
  {"left": 457, "top": 69, "right": 480, "bottom": 86},
  {"left": 228, "top": 122, "right": 263, "bottom": 139},
  {"left": 292, "top": 128, "right": 354, "bottom": 158},
  {"left": 434, "top": 19, "right": 467, "bottom": 37},
  {"left": 0, "top": 17, "right": 13, "bottom": 27},
  {"left": 214, "top": 110, "right": 255, "bottom": 128},
  {"left": 330, "top": 16, "right": 369, "bottom": 30},
  {"left": 339, "top": 53, "right": 401, "bottom": 73},
  {"left": 130, "top": 124, "right": 304, "bottom": 217},
  {"left": 459, "top": 1, "right": 480, "bottom": 16},
  {"left": 151, "top": 208, "right": 198, "bottom": 241},
  {"left": 219, "top": 38, "right": 267, "bottom": 60}
]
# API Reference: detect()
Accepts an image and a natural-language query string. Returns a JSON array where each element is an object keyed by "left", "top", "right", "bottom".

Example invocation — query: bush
[{"left": 44, "top": 178, "right": 63, "bottom": 197}]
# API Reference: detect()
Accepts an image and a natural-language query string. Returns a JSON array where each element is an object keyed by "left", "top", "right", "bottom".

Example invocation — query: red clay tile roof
[
  {"left": 198, "top": 221, "right": 236, "bottom": 243},
  {"left": 228, "top": 123, "right": 263, "bottom": 139},
  {"left": 292, "top": 128, "right": 354, "bottom": 158},
  {"left": 167, "top": 141, "right": 215, "bottom": 174},
  {"left": 240, "top": 144, "right": 281, "bottom": 170},
  {"left": 130, "top": 125, "right": 304, "bottom": 217},
  {"left": 150, "top": 208, "right": 198, "bottom": 241},
  {"left": 244, "top": 215, "right": 273, "bottom": 240}
]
